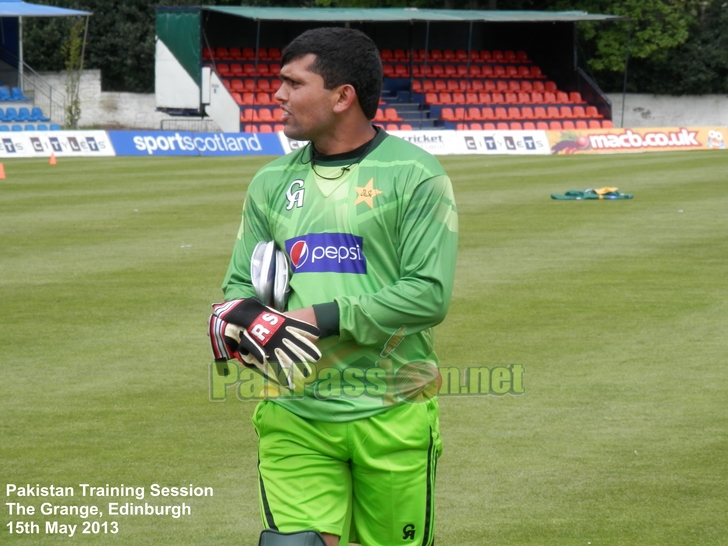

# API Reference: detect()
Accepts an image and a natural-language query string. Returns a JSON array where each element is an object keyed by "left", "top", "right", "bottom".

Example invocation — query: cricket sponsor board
[
  {"left": 0, "top": 131, "right": 114, "bottom": 158},
  {"left": 548, "top": 126, "right": 728, "bottom": 155},
  {"left": 108, "top": 131, "right": 284, "bottom": 156},
  {"left": 279, "top": 130, "right": 550, "bottom": 156}
]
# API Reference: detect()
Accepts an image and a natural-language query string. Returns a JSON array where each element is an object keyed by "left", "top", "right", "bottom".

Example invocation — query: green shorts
[{"left": 251, "top": 399, "right": 442, "bottom": 546}]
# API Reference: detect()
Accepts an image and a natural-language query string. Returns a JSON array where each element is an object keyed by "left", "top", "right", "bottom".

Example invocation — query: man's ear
[{"left": 332, "top": 84, "right": 358, "bottom": 114}]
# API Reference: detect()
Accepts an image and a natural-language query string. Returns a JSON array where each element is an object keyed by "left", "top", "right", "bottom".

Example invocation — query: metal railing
[
  {"left": 21, "top": 61, "right": 67, "bottom": 126},
  {"left": 160, "top": 117, "right": 221, "bottom": 132}
]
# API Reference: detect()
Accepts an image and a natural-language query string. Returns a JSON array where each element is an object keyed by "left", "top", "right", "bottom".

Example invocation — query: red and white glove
[{"left": 208, "top": 298, "right": 320, "bottom": 389}]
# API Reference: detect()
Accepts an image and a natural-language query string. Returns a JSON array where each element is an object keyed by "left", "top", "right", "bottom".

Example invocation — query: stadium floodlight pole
[
  {"left": 466, "top": 21, "right": 473, "bottom": 97},
  {"left": 254, "top": 20, "right": 261, "bottom": 100},
  {"left": 620, "top": 19, "right": 633, "bottom": 129}
]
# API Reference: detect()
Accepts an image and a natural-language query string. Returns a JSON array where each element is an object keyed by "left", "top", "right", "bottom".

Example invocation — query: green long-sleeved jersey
[{"left": 222, "top": 129, "right": 458, "bottom": 422}]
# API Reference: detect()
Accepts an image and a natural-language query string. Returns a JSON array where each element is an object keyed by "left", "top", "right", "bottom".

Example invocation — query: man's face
[{"left": 274, "top": 54, "right": 340, "bottom": 142}]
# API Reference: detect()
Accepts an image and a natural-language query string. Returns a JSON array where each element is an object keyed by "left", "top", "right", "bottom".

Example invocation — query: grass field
[{"left": 1, "top": 151, "right": 727, "bottom": 545}]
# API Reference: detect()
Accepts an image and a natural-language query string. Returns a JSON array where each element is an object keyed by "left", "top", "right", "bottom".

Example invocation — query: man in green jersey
[{"left": 218, "top": 27, "right": 458, "bottom": 546}]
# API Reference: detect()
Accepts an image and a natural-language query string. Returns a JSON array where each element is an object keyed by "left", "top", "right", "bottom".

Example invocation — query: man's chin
[{"left": 283, "top": 126, "right": 308, "bottom": 143}]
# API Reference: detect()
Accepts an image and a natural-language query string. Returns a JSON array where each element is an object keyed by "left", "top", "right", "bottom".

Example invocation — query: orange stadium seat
[
  {"left": 533, "top": 106, "right": 547, "bottom": 120},
  {"left": 573, "top": 106, "right": 587, "bottom": 118},
  {"left": 556, "top": 92, "right": 570, "bottom": 103},
  {"left": 507, "top": 107, "right": 522, "bottom": 120},
  {"left": 482, "top": 107, "right": 495, "bottom": 121},
  {"left": 494, "top": 107, "right": 509, "bottom": 120},
  {"left": 516, "top": 51, "right": 529, "bottom": 62},
  {"left": 496, "top": 122, "right": 509, "bottom": 130},
  {"left": 588, "top": 120, "right": 601, "bottom": 128},
  {"left": 562, "top": 120, "right": 576, "bottom": 130},
  {"left": 438, "top": 92, "right": 452, "bottom": 104},
  {"left": 586, "top": 106, "right": 603, "bottom": 119},
  {"left": 374, "top": 108, "right": 386, "bottom": 122},
  {"left": 259, "top": 124, "right": 274, "bottom": 133},
  {"left": 217, "top": 63, "right": 231, "bottom": 77},
  {"left": 602, "top": 120, "right": 614, "bottom": 128},
  {"left": 425, "top": 93, "right": 438, "bottom": 105},
  {"left": 491, "top": 92, "right": 504, "bottom": 104},
  {"left": 518, "top": 66, "right": 531, "bottom": 78},
  {"left": 384, "top": 108, "right": 402, "bottom": 121},
  {"left": 467, "top": 107, "right": 483, "bottom": 121},
  {"left": 478, "top": 92, "right": 491, "bottom": 104},
  {"left": 575, "top": 120, "right": 588, "bottom": 129},
  {"left": 530, "top": 66, "right": 545, "bottom": 78},
  {"left": 521, "top": 106, "right": 536, "bottom": 119},
  {"left": 536, "top": 121, "right": 549, "bottom": 130},
  {"left": 510, "top": 121, "right": 523, "bottom": 130},
  {"left": 481, "top": 66, "right": 494, "bottom": 78},
  {"left": 546, "top": 106, "right": 560, "bottom": 119},
  {"left": 492, "top": 50, "right": 504, "bottom": 62},
  {"left": 523, "top": 122, "right": 536, "bottom": 130},
  {"left": 483, "top": 122, "right": 496, "bottom": 130},
  {"left": 441, "top": 108, "right": 455, "bottom": 121},
  {"left": 549, "top": 121, "right": 562, "bottom": 130},
  {"left": 570, "top": 92, "right": 585, "bottom": 103},
  {"left": 229, "top": 47, "right": 242, "bottom": 60},
  {"left": 560, "top": 106, "right": 575, "bottom": 118}
]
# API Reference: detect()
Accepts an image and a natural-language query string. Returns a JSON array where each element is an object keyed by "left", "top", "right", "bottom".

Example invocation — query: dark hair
[{"left": 282, "top": 27, "right": 382, "bottom": 120}]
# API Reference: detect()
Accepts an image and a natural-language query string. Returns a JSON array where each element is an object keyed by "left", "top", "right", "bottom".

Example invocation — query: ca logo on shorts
[{"left": 402, "top": 523, "right": 415, "bottom": 540}]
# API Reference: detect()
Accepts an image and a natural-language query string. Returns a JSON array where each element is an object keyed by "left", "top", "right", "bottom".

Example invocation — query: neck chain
[{"left": 301, "top": 136, "right": 376, "bottom": 181}]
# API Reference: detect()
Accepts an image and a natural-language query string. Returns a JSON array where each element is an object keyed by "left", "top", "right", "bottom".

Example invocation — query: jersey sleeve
[
  {"left": 221, "top": 177, "right": 273, "bottom": 301},
  {"left": 335, "top": 173, "right": 458, "bottom": 346}
]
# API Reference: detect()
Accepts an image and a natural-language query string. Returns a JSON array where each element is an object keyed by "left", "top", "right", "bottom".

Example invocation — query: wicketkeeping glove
[{"left": 208, "top": 298, "right": 321, "bottom": 390}]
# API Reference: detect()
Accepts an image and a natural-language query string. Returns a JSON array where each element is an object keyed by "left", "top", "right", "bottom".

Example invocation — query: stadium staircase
[
  {"left": 0, "top": 55, "right": 61, "bottom": 131},
  {"left": 204, "top": 46, "right": 612, "bottom": 133}
]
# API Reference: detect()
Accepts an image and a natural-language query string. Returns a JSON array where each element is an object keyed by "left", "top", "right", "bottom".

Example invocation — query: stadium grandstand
[
  {"left": 0, "top": 0, "right": 90, "bottom": 130},
  {"left": 156, "top": 7, "right": 622, "bottom": 133}
]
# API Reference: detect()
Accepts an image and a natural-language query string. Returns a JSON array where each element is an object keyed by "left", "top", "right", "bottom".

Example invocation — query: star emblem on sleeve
[{"left": 353, "top": 178, "right": 383, "bottom": 209}]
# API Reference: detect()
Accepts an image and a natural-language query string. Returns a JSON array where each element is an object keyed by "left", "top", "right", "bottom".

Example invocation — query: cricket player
[{"left": 213, "top": 27, "right": 458, "bottom": 546}]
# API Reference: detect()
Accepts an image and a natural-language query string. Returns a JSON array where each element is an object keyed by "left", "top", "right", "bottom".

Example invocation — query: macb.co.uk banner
[{"left": 548, "top": 126, "right": 728, "bottom": 155}]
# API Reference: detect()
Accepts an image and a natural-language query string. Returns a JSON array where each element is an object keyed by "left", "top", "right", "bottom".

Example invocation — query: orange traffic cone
[
  {"left": 0, "top": 163, "right": 5, "bottom": 179},
  {"left": 49, "top": 153, "right": 56, "bottom": 165}
]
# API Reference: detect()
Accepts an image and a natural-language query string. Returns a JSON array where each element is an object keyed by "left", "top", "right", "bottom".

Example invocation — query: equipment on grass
[
  {"left": 208, "top": 298, "right": 321, "bottom": 389},
  {"left": 551, "top": 187, "right": 633, "bottom": 200},
  {"left": 258, "top": 530, "right": 327, "bottom": 546}
]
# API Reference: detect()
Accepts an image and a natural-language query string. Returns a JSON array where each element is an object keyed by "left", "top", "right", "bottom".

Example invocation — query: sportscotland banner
[{"left": 108, "top": 131, "right": 284, "bottom": 156}]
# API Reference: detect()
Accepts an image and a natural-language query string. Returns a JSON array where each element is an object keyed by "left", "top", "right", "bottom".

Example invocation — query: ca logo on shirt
[{"left": 286, "top": 179, "right": 305, "bottom": 210}]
